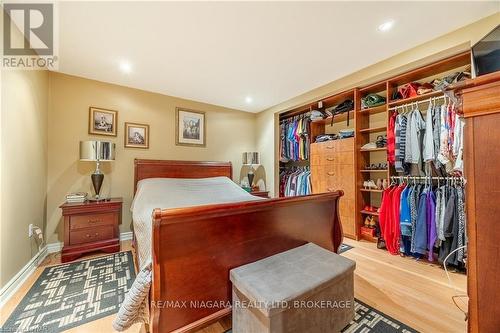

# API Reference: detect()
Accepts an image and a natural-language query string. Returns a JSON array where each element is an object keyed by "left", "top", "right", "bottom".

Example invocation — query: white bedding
[
  {"left": 132, "top": 176, "right": 263, "bottom": 269},
  {"left": 114, "top": 177, "right": 263, "bottom": 330}
]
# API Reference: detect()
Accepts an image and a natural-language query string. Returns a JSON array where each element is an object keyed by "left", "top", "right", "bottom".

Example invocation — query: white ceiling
[{"left": 52, "top": 1, "right": 498, "bottom": 112}]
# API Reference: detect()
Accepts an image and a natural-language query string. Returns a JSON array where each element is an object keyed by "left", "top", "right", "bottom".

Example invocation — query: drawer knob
[
  {"left": 88, "top": 219, "right": 101, "bottom": 224},
  {"left": 326, "top": 146, "right": 334, "bottom": 149},
  {"left": 327, "top": 171, "right": 335, "bottom": 176},
  {"left": 326, "top": 157, "right": 334, "bottom": 161}
]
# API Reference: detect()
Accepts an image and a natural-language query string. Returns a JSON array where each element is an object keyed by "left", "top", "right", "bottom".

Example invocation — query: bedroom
[{"left": 1, "top": 1, "right": 499, "bottom": 333}]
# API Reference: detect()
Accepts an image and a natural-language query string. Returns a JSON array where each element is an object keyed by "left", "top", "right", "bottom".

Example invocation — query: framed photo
[
  {"left": 175, "top": 107, "right": 206, "bottom": 147},
  {"left": 124, "top": 122, "right": 149, "bottom": 149},
  {"left": 89, "top": 107, "right": 117, "bottom": 136}
]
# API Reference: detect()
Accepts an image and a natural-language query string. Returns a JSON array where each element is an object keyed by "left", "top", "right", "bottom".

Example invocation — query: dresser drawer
[
  {"left": 310, "top": 151, "right": 353, "bottom": 166},
  {"left": 70, "top": 212, "right": 116, "bottom": 230},
  {"left": 70, "top": 226, "right": 114, "bottom": 245}
]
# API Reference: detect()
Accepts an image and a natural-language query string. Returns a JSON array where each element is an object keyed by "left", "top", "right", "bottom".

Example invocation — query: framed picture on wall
[
  {"left": 89, "top": 107, "right": 118, "bottom": 136},
  {"left": 175, "top": 107, "right": 206, "bottom": 147},
  {"left": 124, "top": 122, "right": 149, "bottom": 149}
]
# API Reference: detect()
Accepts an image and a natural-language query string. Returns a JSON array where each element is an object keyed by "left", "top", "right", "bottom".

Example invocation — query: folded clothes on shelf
[
  {"left": 361, "top": 93, "right": 386, "bottom": 109},
  {"left": 315, "top": 134, "right": 339, "bottom": 142},
  {"left": 339, "top": 129, "right": 354, "bottom": 139}
]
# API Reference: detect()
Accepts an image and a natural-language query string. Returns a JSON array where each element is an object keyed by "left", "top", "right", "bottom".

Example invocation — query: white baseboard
[
  {"left": 0, "top": 245, "right": 48, "bottom": 308},
  {"left": 0, "top": 231, "right": 134, "bottom": 308},
  {"left": 120, "top": 231, "right": 133, "bottom": 241},
  {"left": 47, "top": 241, "right": 63, "bottom": 254}
]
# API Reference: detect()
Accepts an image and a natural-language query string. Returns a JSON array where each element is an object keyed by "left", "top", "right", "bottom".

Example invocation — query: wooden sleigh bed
[{"left": 132, "top": 159, "right": 344, "bottom": 333}]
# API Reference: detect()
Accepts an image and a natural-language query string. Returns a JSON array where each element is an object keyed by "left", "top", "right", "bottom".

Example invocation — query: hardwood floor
[{"left": 0, "top": 239, "right": 467, "bottom": 333}]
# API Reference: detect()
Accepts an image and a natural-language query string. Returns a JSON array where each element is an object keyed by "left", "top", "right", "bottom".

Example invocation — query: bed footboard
[{"left": 150, "top": 192, "right": 343, "bottom": 333}]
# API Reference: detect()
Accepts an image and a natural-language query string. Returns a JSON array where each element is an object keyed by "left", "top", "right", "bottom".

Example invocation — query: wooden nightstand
[
  {"left": 60, "top": 198, "right": 122, "bottom": 262},
  {"left": 251, "top": 190, "right": 270, "bottom": 198}
]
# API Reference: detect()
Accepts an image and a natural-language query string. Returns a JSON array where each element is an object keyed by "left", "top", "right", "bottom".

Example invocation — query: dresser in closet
[{"left": 311, "top": 138, "right": 356, "bottom": 238}]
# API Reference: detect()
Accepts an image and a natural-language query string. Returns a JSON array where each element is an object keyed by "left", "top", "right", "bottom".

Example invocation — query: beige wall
[
  {"left": 1, "top": 65, "right": 49, "bottom": 286},
  {"left": 46, "top": 72, "right": 256, "bottom": 244},
  {"left": 256, "top": 12, "right": 500, "bottom": 196}
]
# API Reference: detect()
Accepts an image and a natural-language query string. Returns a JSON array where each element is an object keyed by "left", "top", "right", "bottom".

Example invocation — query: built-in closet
[
  {"left": 277, "top": 47, "right": 500, "bottom": 333},
  {"left": 278, "top": 51, "right": 472, "bottom": 246}
]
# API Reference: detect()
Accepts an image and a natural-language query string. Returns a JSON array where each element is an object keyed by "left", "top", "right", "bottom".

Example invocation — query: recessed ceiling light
[
  {"left": 245, "top": 96, "right": 253, "bottom": 104},
  {"left": 378, "top": 20, "right": 394, "bottom": 32},
  {"left": 119, "top": 61, "right": 132, "bottom": 74}
]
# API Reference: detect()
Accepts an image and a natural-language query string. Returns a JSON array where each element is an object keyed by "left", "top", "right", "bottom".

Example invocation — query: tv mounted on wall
[{"left": 472, "top": 24, "right": 500, "bottom": 77}]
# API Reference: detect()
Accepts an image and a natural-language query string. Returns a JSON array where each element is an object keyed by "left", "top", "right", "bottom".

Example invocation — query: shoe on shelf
[
  {"left": 375, "top": 135, "right": 387, "bottom": 148},
  {"left": 382, "top": 179, "right": 389, "bottom": 189},
  {"left": 361, "top": 142, "right": 377, "bottom": 150},
  {"left": 376, "top": 179, "right": 383, "bottom": 189},
  {"left": 364, "top": 216, "right": 372, "bottom": 228},
  {"left": 366, "top": 180, "right": 377, "bottom": 189},
  {"left": 368, "top": 216, "right": 377, "bottom": 228}
]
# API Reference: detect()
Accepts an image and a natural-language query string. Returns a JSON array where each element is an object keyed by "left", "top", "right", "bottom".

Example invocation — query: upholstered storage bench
[{"left": 230, "top": 243, "right": 355, "bottom": 333}]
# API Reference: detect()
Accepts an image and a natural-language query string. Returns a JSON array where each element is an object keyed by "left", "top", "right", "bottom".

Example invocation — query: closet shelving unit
[
  {"left": 278, "top": 50, "right": 471, "bottom": 242},
  {"left": 278, "top": 89, "right": 357, "bottom": 197},
  {"left": 354, "top": 50, "right": 471, "bottom": 242},
  {"left": 355, "top": 80, "right": 389, "bottom": 242}
]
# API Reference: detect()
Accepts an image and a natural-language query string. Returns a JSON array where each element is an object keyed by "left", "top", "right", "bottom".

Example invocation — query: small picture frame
[
  {"left": 89, "top": 107, "right": 117, "bottom": 136},
  {"left": 124, "top": 122, "right": 149, "bottom": 149},
  {"left": 175, "top": 107, "right": 206, "bottom": 147}
]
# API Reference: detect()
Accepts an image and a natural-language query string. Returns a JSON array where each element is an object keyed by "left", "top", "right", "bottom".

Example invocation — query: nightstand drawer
[
  {"left": 70, "top": 212, "right": 116, "bottom": 230},
  {"left": 70, "top": 226, "right": 114, "bottom": 245}
]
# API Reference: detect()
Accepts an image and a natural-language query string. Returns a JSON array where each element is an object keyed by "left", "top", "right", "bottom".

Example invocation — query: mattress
[{"left": 132, "top": 176, "right": 263, "bottom": 268}]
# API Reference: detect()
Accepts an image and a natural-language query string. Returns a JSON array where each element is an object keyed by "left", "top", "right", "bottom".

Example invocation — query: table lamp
[
  {"left": 80, "top": 141, "right": 115, "bottom": 201},
  {"left": 242, "top": 152, "right": 260, "bottom": 188}
]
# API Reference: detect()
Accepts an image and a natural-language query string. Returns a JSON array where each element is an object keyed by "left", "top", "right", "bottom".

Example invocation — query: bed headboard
[{"left": 134, "top": 159, "right": 233, "bottom": 193}]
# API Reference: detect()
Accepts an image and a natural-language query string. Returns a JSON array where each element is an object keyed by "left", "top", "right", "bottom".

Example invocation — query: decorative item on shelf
[
  {"left": 242, "top": 151, "right": 260, "bottom": 188},
  {"left": 88, "top": 107, "right": 118, "bottom": 137},
  {"left": 124, "top": 122, "right": 149, "bottom": 149},
  {"left": 80, "top": 141, "right": 115, "bottom": 201},
  {"left": 175, "top": 107, "right": 206, "bottom": 147},
  {"left": 66, "top": 192, "right": 88, "bottom": 203}
]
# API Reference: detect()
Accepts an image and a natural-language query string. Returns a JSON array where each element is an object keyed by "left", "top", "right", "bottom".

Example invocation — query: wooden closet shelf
[
  {"left": 387, "top": 90, "right": 442, "bottom": 107},
  {"left": 360, "top": 147, "right": 387, "bottom": 152},
  {"left": 358, "top": 105, "right": 386, "bottom": 115},
  {"left": 359, "top": 126, "right": 386, "bottom": 133},
  {"left": 360, "top": 169, "right": 388, "bottom": 173},
  {"left": 360, "top": 188, "right": 384, "bottom": 193},
  {"left": 311, "top": 112, "right": 353, "bottom": 125}
]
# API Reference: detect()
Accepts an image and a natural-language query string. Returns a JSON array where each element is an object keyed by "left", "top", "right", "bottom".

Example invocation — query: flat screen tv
[{"left": 472, "top": 24, "right": 500, "bottom": 77}]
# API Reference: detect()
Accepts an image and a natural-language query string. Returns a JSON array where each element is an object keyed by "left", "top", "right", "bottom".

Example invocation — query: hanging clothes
[
  {"left": 387, "top": 112, "right": 397, "bottom": 165},
  {"left": 392, "top": 97, "right": 464, "bottom": 177},
  {"left": 279, "top": 167, "right": 312, "bottom": 197},
  {"left": 279, "top": 116, "right": 311, "bottom": 162},
  {"left": 379, "top": 178, "right": 466, "bottom": 268}
]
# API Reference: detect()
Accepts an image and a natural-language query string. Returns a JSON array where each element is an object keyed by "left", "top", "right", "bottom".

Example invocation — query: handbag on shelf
[{"left": 397, "top": 82, "right": 420, "bottom": 99}]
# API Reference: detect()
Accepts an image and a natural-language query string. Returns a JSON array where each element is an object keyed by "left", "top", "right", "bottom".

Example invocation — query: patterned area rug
[
  {"left": 225, "top": 298, "right": 416, "bottom": 333},
  {"left": 1, "top": 251, "right": 135, "bottom": 333},
  {"left": 342, "top": 299, "right": 417, "bottom": 332}
]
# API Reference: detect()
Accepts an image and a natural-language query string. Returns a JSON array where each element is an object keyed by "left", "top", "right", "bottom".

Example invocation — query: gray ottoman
[{"left": 230, "top": 243, "right": 355, "bottom": 333}]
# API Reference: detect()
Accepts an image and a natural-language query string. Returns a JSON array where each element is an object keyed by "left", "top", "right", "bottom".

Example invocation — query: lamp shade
[
  {"left": 80, "top": 141, "right": 115, "bottom": 161},
  {"left": 242, "top": 152, "right": 259, "bottom": 165}
]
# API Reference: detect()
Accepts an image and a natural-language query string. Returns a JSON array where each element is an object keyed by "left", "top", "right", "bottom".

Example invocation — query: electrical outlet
[{"left": 28, "top": 224, "right": 34, "bottom": 238}]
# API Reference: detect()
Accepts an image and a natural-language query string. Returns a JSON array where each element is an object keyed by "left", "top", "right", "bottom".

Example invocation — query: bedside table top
[{"left": 60, "top": 197, "right": 123, "bottom": 209}]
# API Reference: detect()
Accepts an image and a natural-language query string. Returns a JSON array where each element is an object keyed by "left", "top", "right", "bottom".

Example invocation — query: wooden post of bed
[{"left": 132, "top": 159, "right": 344, "bottom": 333}]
